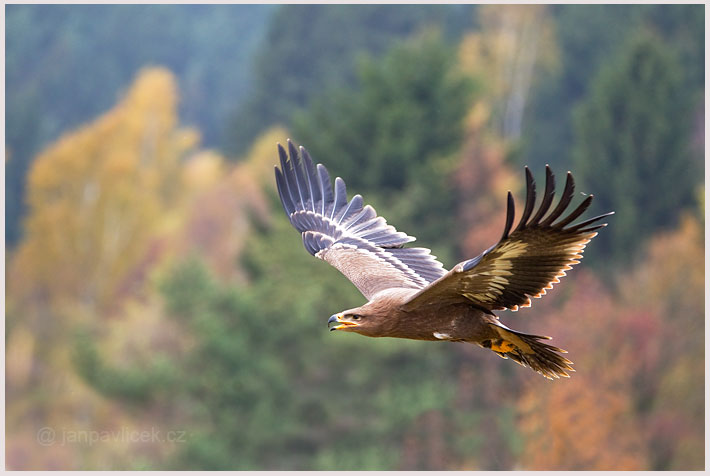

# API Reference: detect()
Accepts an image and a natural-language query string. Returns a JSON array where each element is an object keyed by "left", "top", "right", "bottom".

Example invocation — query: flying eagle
[{"left": 274, "top": 140, "right": 612, "bottom": 379}]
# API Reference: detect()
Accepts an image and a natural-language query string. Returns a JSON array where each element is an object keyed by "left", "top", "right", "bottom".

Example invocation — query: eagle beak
[{"left": 328, "top": 313, "right": 359, "bottom": 331}]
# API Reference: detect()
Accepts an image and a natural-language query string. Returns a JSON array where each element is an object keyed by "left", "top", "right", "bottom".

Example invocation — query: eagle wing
[
  {"left": 402, "top": 165, "right": 613, "bottom": 312},
  {"left": 274, "top": 140, "right": 447, "bottom": 300}
]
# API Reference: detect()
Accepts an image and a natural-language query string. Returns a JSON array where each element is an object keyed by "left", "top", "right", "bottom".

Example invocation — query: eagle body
[
  {"left": 335, "top": 288, "right": 487, "bottom": 342},
  {"left": 275, "top": 140, "right": 612, "bottom": 379}
]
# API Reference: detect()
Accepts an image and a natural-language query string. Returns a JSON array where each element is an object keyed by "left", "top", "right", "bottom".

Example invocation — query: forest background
[{"left": 5, "top": 4, "right": 705, "bottom": 470}]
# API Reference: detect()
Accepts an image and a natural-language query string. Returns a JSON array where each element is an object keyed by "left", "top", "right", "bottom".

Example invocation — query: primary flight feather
[{"left": 274, "top": 140, "right": 613, "bottom": 379}]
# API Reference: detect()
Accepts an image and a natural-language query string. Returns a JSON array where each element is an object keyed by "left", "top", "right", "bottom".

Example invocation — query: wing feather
[
  {"left": 300, "top": 146, "right": 321, "bottom": 213},
  {"left": 336, "top": 195, "right": 364, "bottom": 225},
  {"left": 288, "top": 141, "right": 308, "bottom": 208},
  {"left": 278, "top": 144, "right": 299, "bottom": 210},
  {"left": 274, "top": 140, "right": 447, "bottom": 300},
  {"left": 274, "top": 167, "right": 295, "bottom": 216},
  {"left": 317, "top": 164, "right": 333, "bottom": 216},
  {"left": 540, "top": 171, "right": 574, "bottom": 226},
  {"left": 514, "top": 167, "right": 536, "bottom": 232},
  {"left": 331, "top": 177, "right": 348, "bottom": 220},
  {"left": 527, "top": 166, "right": 556, "bottom": 226}
]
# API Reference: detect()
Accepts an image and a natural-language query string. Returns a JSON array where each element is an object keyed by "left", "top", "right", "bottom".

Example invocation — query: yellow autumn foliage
[
  {"left": 11, "top": 67, "right": 198, "bottom": 314},
  {"left": 6, "top": 67, "right": 207, "bottom": 469}
]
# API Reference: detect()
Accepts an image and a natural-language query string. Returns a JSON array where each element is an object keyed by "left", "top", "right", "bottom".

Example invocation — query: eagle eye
[{"left": 351, "top": 314, "right": 361, "bottom": 320}]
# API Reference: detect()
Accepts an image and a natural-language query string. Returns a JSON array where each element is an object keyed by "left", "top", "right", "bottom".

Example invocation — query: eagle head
[{"left": 327, "top": 303, "right": 388, "bottom": 337}]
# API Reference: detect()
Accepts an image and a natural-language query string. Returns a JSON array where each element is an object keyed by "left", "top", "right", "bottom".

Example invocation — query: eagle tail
[{"left": 484, "top": 324, "right": 575, "bottom": 379}]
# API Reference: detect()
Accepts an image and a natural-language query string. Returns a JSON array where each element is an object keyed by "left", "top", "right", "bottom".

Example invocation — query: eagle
[{"left": 274, "top": 140, "right": 612, "bottom": 379}]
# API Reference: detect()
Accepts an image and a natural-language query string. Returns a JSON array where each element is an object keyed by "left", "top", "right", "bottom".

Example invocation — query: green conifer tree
[{"left": 571, "top": 30, "right": 699, "bottom": 265}]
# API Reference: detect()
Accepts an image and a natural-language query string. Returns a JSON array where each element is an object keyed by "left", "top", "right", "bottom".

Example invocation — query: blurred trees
[
  {"left": 571, "top": 31, "right": 700, "bottom": 265},
  {"left": 6, "top": 67, "right": 222, "bottom": 470},
  {"left": 6, "top": 4, "right": 271, "bottom": 148},
  {"left": 520, "top": 5, "right": 643, "bottom": 173},
  {"left": 292, "top": 31, "right": 474, "bottom": 262},
  {"left": 521, "top": 4, "right": 704, "bottom": 173},
  {"left": 618, "top": 215, "right": 704, "bottom": 470},
  {"left": 517, "top": 211, "right": 704, "bottom": 470},
  {"left": 460, "top": 5, "right": 557, "bottom": 141},
  {"left": 6, "top": 4, "right": 273, "bottom": 245},
  {"left": 517, "top": 273, "right": 650, "bottom": 470},
  {"left": 228, "top": 4, "right": 474, "bottom": 153}
]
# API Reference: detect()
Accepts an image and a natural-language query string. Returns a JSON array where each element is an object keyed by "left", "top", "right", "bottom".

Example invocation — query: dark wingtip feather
[
  {"left": 541, "top": 170, "right": 575, "bottom": 227},
  {"left": 501, "top": 191, "right": 515, "bottom": 241},
  {"left": 529, "top": 165, "right": 556, "bottom": 226},
  {"left": 515, "top": 166, "right": 536, "bottom": 232}
]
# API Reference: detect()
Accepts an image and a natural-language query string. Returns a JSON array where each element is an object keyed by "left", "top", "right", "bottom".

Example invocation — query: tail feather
[{"left": 486, "top": 324, "right": 575, "bottom": 379}]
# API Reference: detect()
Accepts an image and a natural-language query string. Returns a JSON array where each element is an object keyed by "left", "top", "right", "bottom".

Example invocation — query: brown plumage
[{"left": 274, "top": 140, "right": 613, "bottom": 379}]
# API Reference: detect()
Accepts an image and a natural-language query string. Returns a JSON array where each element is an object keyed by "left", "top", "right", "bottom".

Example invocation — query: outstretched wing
[
  {"left": 274, "top": 140, "right": 446, "bottom": 300},
  {"left": 402, "top": 165, "right": 613, "bottom": 312}
]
